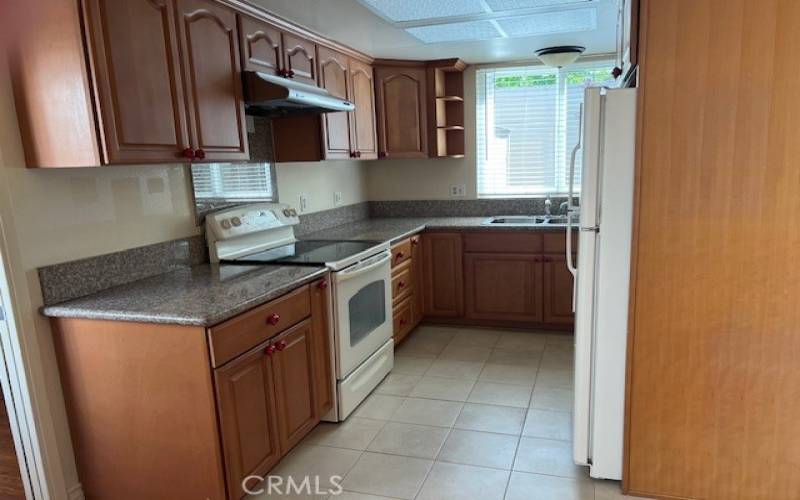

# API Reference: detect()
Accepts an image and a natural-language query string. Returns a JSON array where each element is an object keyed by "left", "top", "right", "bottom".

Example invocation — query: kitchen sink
[{"left": 483, "top": 215, "right": 573, "bottom": 226}]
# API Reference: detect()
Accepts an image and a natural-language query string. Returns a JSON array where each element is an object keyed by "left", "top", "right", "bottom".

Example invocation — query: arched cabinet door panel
[
  {"left": 318, "top": 47, "right": 352, "bottom": 159},
  {"left": 238, "top": 14, "right": 283, "bottom": 75},
  {"left": 282, "top": 33, "right": 318, "bottom": 86},
  {"left": 176, "top": 0, "right": 249, "bottom": 161},
  {"left": 349, "top": 59, "right": 378, "bottom": 160},
  {"left": 374, "top": 66, "right": 428, "bottom": 159}
]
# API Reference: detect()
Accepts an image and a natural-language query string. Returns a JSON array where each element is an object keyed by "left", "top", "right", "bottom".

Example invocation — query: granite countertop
[
  {"left": 42, "top": 264, "right": 328, "bottom": 327},
  {"left": 302, "top": 216, "right": 569, "bottom": 244}
]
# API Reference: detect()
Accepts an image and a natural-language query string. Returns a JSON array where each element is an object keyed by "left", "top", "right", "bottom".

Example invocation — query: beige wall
[
  {"left": 366, "top": 66, "right": 479, "bottom": 200},
  {"left": 277, "top": 160, "right": 367, "bottom": 214}
]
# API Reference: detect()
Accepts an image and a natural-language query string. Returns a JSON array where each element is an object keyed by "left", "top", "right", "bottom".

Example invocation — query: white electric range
[{"left": 206, "top": 203, "right": 394, "bottom": 421}]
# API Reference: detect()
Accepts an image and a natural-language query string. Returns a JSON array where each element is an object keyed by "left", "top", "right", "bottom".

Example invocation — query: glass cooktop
[{"left": 226, "top": 240, "right": 384, "bottom": 266}]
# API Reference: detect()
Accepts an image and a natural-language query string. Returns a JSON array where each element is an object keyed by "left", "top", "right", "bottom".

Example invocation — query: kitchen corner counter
[
  {"left": 301, "top": 216, "right": 570, "bottom": 245},
  {"left": 41, "top": 264, "right": 328, "bottom": 327}
]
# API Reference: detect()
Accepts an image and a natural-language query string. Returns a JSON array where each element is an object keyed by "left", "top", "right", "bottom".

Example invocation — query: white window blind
[
  {"left": 476, "top": 62, "right": 615, "bottom": 197},
  {"left": 191, "top": 163, "right": 276, "bottom": 201}
]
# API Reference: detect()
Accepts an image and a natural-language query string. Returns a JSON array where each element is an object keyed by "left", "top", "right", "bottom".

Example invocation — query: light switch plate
[
  {"left": 298, "top": 194, "right": 309, "bottom": 213},
  {"left": 334, "top": 191, "right": 343, "bottom": 206}
]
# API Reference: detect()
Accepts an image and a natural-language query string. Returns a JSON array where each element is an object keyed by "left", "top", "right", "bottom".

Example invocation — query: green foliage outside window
[{"left": 495, "top": 68, "right": 613, "bottom": 89}]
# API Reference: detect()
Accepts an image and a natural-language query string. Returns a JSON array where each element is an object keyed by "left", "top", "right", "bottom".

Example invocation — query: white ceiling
[{"left": 251, "top": 0, "right": 619, "bottom": 64}]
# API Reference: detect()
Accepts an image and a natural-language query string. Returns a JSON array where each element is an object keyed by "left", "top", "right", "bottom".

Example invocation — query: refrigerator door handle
[{"left": 566, "top": 104, "right": 582, "bottom": 312}]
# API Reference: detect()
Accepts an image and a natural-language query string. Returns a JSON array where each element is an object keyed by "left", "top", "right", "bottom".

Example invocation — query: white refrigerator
[{"left": 567, "top": 87, "right": 637, "bottom": 480}]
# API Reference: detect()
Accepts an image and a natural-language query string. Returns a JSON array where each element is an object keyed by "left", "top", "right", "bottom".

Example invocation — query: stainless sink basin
[{"left": 483, "top": 215, "right": 573, "bottom": 226}]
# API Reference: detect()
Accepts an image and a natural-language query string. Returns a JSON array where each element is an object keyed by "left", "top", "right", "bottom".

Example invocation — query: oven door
[{"left": 332, "top": 251, "right": 393, "bottom": 379}]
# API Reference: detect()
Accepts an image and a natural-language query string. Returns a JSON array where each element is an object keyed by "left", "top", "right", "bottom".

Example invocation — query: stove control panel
[{"left": 206, "top": 202, "right": 299, "bottom": 240}]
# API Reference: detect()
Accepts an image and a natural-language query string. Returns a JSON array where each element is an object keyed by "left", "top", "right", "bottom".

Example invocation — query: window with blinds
[
  {"left": 476, "top": 63, "right": 615, "bottom": 197},
  {"left": 190, "top": 163, "right": 277, "bottom": 201}
]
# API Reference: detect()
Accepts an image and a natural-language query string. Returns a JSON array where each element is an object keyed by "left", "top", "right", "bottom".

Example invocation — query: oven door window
[{"left": 348, "top": 280, "right": 386, "bottom": 347}]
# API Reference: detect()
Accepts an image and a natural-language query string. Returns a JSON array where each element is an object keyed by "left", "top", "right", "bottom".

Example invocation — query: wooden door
[
  {"left": 215, "top": 342, "right": 281, "bottom": 499},
  {"left": 542, "top": 255, "right": 574, "bottom": 325},
  {"left": 349, "top": 59, "right": 378, "bottom": 160},
  {"left": 625, "top": 1, "right": 800, "bottom": 499},
  {"left": 464, "top": 253, "right": 543, "bottom": 323},
  {"left": 374, "top": 66, "right": 428, "bottom": 159},
  {"left": 238, "top": 14, "right": 283, "bottom": 74},
  {"left": 175, "top": 0, "right": 249, "bottom": 161},
  {"left": 318, "top": 47, "right": 352, "bottom": 159},
  {"left": 421, "top": 233, "right": 463, "bottom": 317},
  {"left": 271, "top": 319, "right": 318, "bottom": 453},
  {"left": 310, "top": 278, "right": 334, "bottom": 418},
  {"left": 282, "top": 33, "right": 317, "bottom": 86},
  {"left": 84, "top": 0, "right": 190, "bottom": 163}
]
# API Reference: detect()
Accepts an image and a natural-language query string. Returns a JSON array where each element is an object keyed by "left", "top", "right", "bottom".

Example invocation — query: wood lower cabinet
[
  {"left": 215, "top": 340, "right": 281, "bottom": 499},
  {"left": 421, "top": 233, "right": 464, "bottom": 318},
  {"left": 50, "top": 280, "right": 333, "bottom": 500},
  {"left": 83, "top": 0, "right": 190, "bottom": 163},
  {"left": 542, "top": 255, "right": 575, "bottom": 324},
  {"left": 391, "top": 236, "right": 423, "bottom": 345},
  {"left": 374, "top": 64, "right": 428, "bottom": 159},
  {"left": 464, "top": 253, "right": 543, "bottom": 323},
  {"left": 176, "top": 0, "right": 248, "bottom": 162},
  {"left": 271, "top": 319, "right": 318, "bottom": 452}
]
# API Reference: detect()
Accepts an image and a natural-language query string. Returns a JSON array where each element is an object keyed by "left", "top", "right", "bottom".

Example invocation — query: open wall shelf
[{"left": 427, "top": 59, "right": 466, "bottom": 158}]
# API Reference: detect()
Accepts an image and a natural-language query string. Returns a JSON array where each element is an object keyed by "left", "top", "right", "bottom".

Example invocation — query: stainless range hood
[{"left": 243, "top": 71, "right": 355, "bottom": 117}]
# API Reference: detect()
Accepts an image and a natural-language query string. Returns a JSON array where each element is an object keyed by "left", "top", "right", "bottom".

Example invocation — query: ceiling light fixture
[{"left": 535, "top": 45, "right": 585, "bottom": 67}]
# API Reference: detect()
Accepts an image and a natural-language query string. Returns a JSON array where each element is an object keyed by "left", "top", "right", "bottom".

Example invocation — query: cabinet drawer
[
  {"left": 463, "top": 232, "right": 543, "bottom": 254},
  {"left": 209, "top": 285, "right": 311, "bottom": 367},
  {"left": 393, "top": 296, "right": 414, "bottom": 344},
  {"left": 543, "top": 230, "right": 577, "bottom": 254},
  {"left": 391, "top": 238, "right": 412, "bottom": 268},
  {"left": 391, "top": 260, "right": 414, "bottom": 303}
]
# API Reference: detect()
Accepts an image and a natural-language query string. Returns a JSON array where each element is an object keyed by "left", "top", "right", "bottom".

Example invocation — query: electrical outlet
[
  {"left": 333, "top": 191, "right": 343, "bottom": 206},
  {"left": 449, "top": 184, "right": 466, "bottom": 197},
  {"left": 298, "top": 194, "right": 309, "bottom": 213},
  {"left": 245, "top": 115, "right": 256, "bottom": 134}
]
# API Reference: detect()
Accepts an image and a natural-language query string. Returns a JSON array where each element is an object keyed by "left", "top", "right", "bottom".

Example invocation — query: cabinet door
[
  {"left": 310, "top": 278, "right": 334, "bottom": 418},
  {"left": 464, "top": 253, "right": 543, "bottom": 323},
  {"left": 176, "top": 0, "right": 249, "bottom": 161},
  {"left": 374, "top": 66, "right": 428, "bottom": 159},
  {"left": 215, "top": 343, "right": 281, "bottom": 499},
  {"left": 410, "top": 235, "right": 424, "bottom": 326},
  {"left": 349, "top": 59, "right": 378, "bottom": 160},
  {"left": 238, "top": 14, "right": 283, "bottom": 74},
  {"left": 282, "top": 33, "right": 317, "bottom": 86},
  {"left": 271, "top": 319, "right": 319, "bottom": 452},
  {"left": 542, "top": 255, "right": 575, "bottom": 325},
  {"left": 421, "top": 233, "right": 463, "bottom": 317},
  {"left": 318, "top": 47, "right": 352, "bottom": 159},
  {"left": 84, "top": 0, "right": 190, "bottom": 163}
]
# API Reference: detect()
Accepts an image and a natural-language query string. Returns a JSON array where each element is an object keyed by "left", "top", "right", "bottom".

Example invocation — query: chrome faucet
[
  {"left": 544, "top": 196, "right": 552, "bottom": 217},
  {"left": 559, "top": 201, "right": 569, "bottom": 215}
]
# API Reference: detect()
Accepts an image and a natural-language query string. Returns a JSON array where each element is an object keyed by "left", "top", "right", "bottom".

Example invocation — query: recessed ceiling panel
[
  {"left": 496, "top": 8, "right": 597, "bottom": 37},
  {"left": 485, "top": 0, "right": 592, "bottom": 12},
  {"left": 406, "top": 20, "right": 503, "bottom": 43},
  {"left": 361, "top": 0, "right": 487, "bottom": 22}
]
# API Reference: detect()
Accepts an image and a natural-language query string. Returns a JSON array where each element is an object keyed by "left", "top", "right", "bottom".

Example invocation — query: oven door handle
[{"left": 337, "top": 252, "right": 391, "bottom": 282}]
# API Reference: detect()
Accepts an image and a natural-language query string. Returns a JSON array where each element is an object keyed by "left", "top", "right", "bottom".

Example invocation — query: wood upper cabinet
[
  {"left": 175, "top": 0, "right": 248, "bottom": 162},
  {"left": 310, "top": 278, "right": 334, "bottom": 417},
  {"left": 374, "top": 65, "right": 428, "bottom": 159},
  {"left": 282, "top": 33, "right": 317, "bottom": 86},
  {"left": 349, "top": 58, "right": 378, "bottom": 160},
  {"left": 238, "top": 14, "right": 283, "bottom": 74},
  {"left": 318, "top": 46, "right": 353, "bottom": 159},
  {"left": 421, "top": 233, "right": 463, "bottom": 317},
  {"left": 271, "top": 319, "right": 318, "bottom": 452},
  {"left": 542, "top": 254, "right": 575, "bottom": 325},
  {"left": 215, "top": 341, "right": 281, "bottom": 499},
  {"left": 464, "top": 253, "right": 543, "bottom": 323},
  {"left": 83, "top": 0, "right": 190, "bottom": 164}
]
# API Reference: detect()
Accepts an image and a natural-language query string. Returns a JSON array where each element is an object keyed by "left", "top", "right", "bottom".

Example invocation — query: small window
[
  {"left": 476, "top": 62, "right": 616, "bottom": 197},
  {"left": 190, "top": 162, "right": 277, "bottom": 202}
]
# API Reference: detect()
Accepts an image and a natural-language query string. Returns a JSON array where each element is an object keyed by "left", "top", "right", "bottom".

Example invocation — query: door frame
[{"left": 0, "top": 216, "right": 43, "bottom": 499}]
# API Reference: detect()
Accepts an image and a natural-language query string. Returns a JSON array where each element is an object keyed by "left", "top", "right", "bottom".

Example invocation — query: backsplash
[{"left": 369, "top": 198, "right": 571, "bottom": 218}]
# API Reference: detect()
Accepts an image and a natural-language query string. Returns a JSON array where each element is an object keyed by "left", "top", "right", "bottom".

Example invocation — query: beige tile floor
[{"left": 255, "top": 325, "right": 649, "bottom": 500}]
